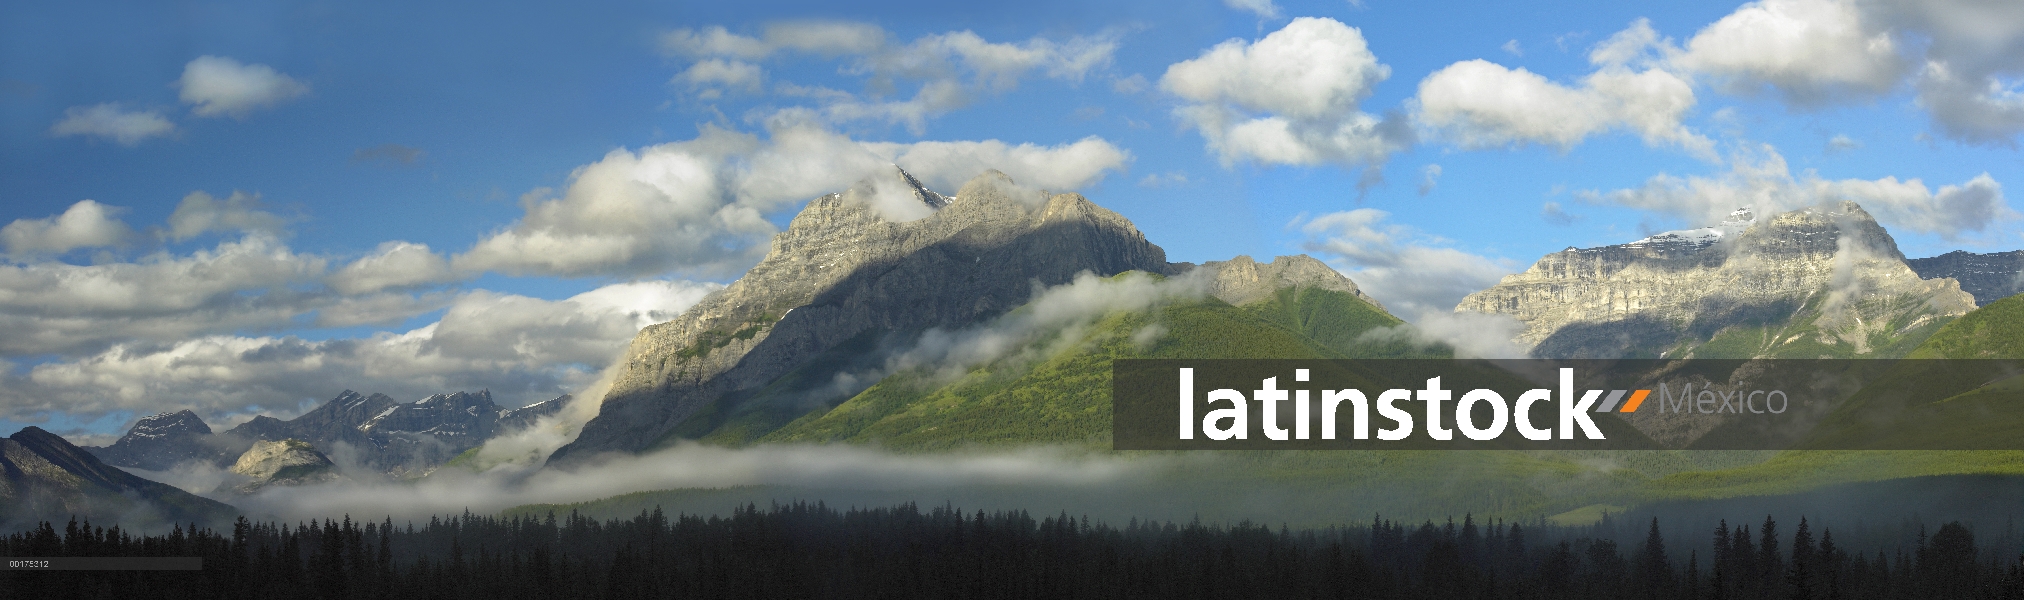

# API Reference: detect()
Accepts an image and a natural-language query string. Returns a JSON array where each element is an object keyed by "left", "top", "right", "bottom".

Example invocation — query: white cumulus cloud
[
  {"left": 1590, "top": 143, "right": 2012, "bottom": 241},
  {"left": 177, "top": 56, "right": 310, "bottom": 118},
  {"left": 1876, "top": 0, "right": 2024, "bottom": 143},
  {"left": 872, "top": 136, "right": 1131, "bottom": 192},
  {"left": 667, "top": 21, "right": 1117, "bottom": 133},
  {"left": 48, "top": 103, "right": 176, "bottom": 146},
  {"left": 326, "top": 241, "right": 458, "bottom": 295},
  {"left": 1656, "top": 0, "right": 2024, "bottom": 144},
  {"left": 674, "top": 59, "right": 764, "bottom": 98},
  {"left": 1672, "top": 0, "right": 1907, "bottom": 105},
  {"left": 165, "top": 190, "right": 290, "bottom": 242},
  {"left": 0, "top": 235, "right": 330, "bottom": 356},
  {"left": 1415, "top": 20, "right": 1713, "bottom": 158},
  {"left": 1161, "top": 17, "right": 1411, "bottom": 167},
  {"left": 454, "top": 121, "right": 1128, "bottom": 279},
  {"left": 1223, "top": 0, "right": 1282, "bottom": 20},
  {"left": 2, "top": 200, "right": 136, "bottom": 256}
]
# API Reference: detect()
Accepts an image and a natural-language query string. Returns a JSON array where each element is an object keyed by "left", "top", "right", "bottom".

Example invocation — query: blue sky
[{"left": 4, "top": 0, "right": 2023, "bottom": 441}]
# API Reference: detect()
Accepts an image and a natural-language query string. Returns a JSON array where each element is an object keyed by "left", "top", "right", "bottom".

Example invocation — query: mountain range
[
  {"left": 87, "top": 390, "right": 567, "bottom": 475},
  {"left": 502, "top": 168, "right": 2024, "bottom": 525},
  {"left": 37, "top": 165, "right": 2024, "bottom": 528},
  {"left": 543, "top": 169, "right": 2022, "bottom": 465}
]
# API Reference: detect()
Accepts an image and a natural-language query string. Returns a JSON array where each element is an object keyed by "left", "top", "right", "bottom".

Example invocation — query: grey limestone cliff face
[
  {"left": 1908, "top": 250, "right": 2024, "bottom": 306},
  {"left": 221, "top": 439, "right": 342, "bottom": 494},
  {"left": 1193, "top": 254, "right": 1383, "bottom": 309},
  {"left": 547, "top": 169, "right": 1175, "bottom": 466},
  {"left": 1456, "top": 202, "right": 1976, "bottom": 358}
]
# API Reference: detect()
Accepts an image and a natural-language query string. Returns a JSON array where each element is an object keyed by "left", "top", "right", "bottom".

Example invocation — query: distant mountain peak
[
  {"left": 1195, "top": 254, "right": 1384, "bottom": 311},
  {"left": 1909, "top": 248, "right": 2024, "bottom": 306},
  {"left": 1458, "top": 201, "right": 1973, "bottom": 358},
  {"left": 127, "top": 410, "right": 211, "bottom": 437},
  {"left": 222, "top": 438, "right": 341, "bottom": 494},
  {"left": 87, "top": 409, "right": 225, "bottom": 471},
  {"left": 89, "top": 388, "right": 569, "bottom": 476}
]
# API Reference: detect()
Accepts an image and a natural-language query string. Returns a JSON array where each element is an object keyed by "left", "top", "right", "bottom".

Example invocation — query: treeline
[{"left": 4, "top": 503, "right": 2023, "bottom": 599}]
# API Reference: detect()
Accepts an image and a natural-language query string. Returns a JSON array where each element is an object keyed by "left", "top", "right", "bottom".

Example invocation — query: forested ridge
[{"left": 4, "top": 502, "right": 2023, "bottom": 599}]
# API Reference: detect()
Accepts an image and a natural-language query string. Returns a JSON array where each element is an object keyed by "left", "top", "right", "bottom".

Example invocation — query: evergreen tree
[
  {"left": 1788, "top": 516, "right": 1814, "bottom": 600},
  {"left": 1760, "top": 515, "right": 1782, "bottom": 595},
  {"left": 1637, "top": 517, "right": 1672, "bottom": 598}
]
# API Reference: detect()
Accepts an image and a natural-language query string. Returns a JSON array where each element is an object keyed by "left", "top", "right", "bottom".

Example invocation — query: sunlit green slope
[{"left": 758, "top": 287, "right": 1406, "bottom": 449}]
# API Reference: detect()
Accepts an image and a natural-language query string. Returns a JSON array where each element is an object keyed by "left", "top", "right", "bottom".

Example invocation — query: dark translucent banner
[
  {"left": 1111, "top": 359, "right": 2024, "bottom": 450},
  {"left": 3, "top": 557, "right": 203, "bottom": 570}
]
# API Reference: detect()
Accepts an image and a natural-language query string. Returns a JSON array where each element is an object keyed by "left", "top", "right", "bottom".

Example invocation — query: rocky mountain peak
[
  {"left": 1457, "top": 201, "right": 1974, "bottom": 358},
  {"left": 88, "top": 409, "right": 227, "bottom": 471},
  {"left": 222, "top": 439, "right": 340, "bottom": 494},
  {"left": 360, "top": 390, "right": 501, "bottom": 438},
  {"left": 548, "top": 170, "right": 1176, "bottom": 466},
  {"left": 279, "top": 390, "right": 401, "bottom": 436},
  {"left": 129, "top": 410, "right": 211, "bottom": 437},
  {"left": 1739, "top": 200, "right": 1905, "bottom": 261},
  {"left": 894, "top": 165, "right": 949, "bottom": 210},
  {"left": 228, "top": 439, "right": 332, "bottom": 478},
  {"left": 1194, "top": 255, "right": 1383, "bottom": 310}
]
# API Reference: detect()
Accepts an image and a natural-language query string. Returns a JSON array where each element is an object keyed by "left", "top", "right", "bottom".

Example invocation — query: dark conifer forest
[{"left": 4, "top": 502, "right": 2023, "bottom": 599}]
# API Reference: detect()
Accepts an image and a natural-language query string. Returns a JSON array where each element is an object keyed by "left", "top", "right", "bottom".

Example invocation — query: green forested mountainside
[
  {"left": 1669, "top": 293, "right": 1954, "bottom": 360},
  {"left": 564, "top": 274, "right": 2024, "bottom": 526},
  {"left": 1906, "top": 293, "right": 2024, "bottom": 359},
  {"left": 651, "top": 281, "right": 1430, "bottom": 450},
  {"left": 1241, "top": 286, "right": 1440, "bottom": 358},
  {"left": 1783, "top": 296, "right": 2024, "bottom": 451},
  {"left": 755, "top": 292, "right": 1386, "bottom": 448}
]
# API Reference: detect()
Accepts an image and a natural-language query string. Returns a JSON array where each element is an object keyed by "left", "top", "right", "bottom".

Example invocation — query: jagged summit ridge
[
  {"left": 1457, "top": 201, "right": 1974, "bottom": 358},
  {"left": 893, "top": 165, "right": 949, "bottom": 210},
  {"left": 126, "top": 410, "right": 211, "bottom": 438},
  {"left": 548, "top": 170, "right": 1177, "bottom": 466},
  {"left": 88, "top": 389, "right": 569, "bottom": 475},
  {"left": 88, "top": 409, "right": 229, "bottom": 471}
]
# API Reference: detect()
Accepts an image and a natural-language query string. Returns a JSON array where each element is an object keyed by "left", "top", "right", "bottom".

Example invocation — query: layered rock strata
[
  {"left": 1456, "top": 202, "right": 1976, "bottom": 358},
  {"left": 1908, "top": 249, "right": 2024, "bottom": 306}
]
